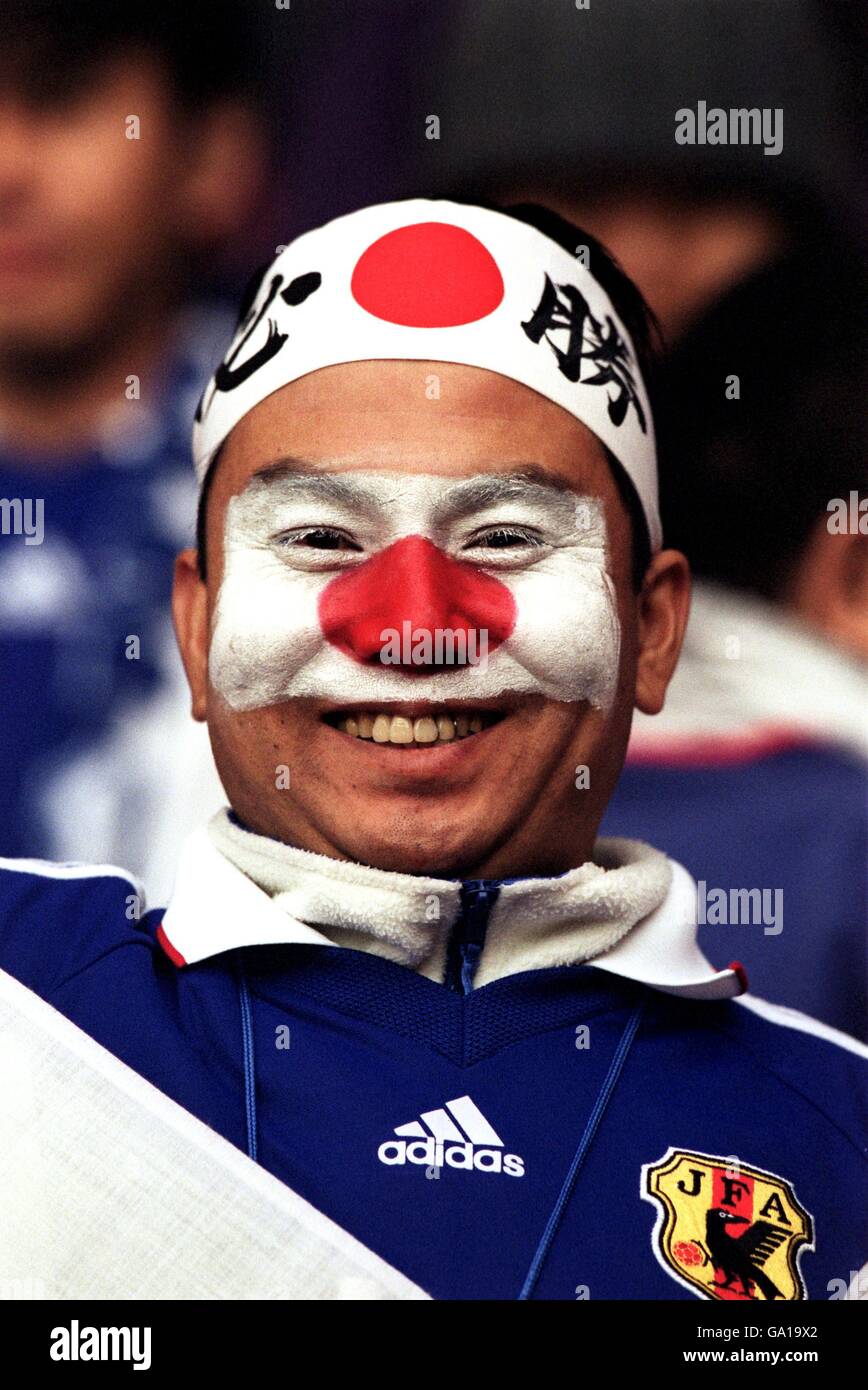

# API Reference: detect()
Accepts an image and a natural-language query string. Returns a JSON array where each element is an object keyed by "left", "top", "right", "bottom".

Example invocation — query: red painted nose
[{"left": 318, "top": 535, "right": 516, "bottom": 666}]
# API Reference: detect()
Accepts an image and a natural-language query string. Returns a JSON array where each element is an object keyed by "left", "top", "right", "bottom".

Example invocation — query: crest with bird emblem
[{"left": 642, "top": 1148, "right": 814, "bottom": 1300}]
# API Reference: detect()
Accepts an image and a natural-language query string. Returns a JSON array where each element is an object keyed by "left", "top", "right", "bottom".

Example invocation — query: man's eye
[
  {"left": 465, "top": 527, "right": 544, "bottom": 550},
  {"left": 278, "top": 527, "right": 361, "bottom": 551}
]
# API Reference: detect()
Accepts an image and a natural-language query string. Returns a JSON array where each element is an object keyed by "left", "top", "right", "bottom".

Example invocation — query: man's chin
[{"left": 324, "top": 816, "right": 497, "bottom": 879}]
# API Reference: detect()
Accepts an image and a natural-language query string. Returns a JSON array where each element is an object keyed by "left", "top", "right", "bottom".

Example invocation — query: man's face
[
  {"left": 177, "top": 360, "right": 674, "bottom": 878},
  {"left": 0, "top": 47, "right": 246, "bottom": 362}
]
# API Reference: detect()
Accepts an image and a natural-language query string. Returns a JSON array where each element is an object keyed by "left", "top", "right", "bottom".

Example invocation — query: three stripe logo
[{"left": 378, "top": 1094, "right": 525, "bottom": 1177}]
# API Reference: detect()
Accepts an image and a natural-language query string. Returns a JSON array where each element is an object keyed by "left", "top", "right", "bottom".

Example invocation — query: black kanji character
[{"left": 521, "top": 274, "right": 646, "bottom": 433}]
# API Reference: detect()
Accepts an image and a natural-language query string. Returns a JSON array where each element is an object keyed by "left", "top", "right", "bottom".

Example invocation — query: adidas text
[{"left": 378, "top": 1137, "right": 525, "bottom": 1175}]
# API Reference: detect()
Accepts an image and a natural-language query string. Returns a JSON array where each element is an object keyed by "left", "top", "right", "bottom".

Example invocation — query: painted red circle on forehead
[{"left": 351, "top": 222, "right": 504, "bottom": 327}]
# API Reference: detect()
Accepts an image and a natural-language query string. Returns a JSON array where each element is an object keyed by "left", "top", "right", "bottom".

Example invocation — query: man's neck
[{"left": 227, "top": 806, "right": 600, "bottom": 883}]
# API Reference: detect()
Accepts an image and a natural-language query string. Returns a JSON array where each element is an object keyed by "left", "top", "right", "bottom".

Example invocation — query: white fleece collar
[{"left": 157, "top": 810, "right": 743, "bottom": 1001}]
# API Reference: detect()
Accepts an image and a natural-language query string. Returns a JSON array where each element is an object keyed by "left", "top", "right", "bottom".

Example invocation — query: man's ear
[
  {"left": 788, "top": 518, "right": 868, "bottom": 662},
  {"left": 634, "top": 549, "right": 691, "bottom": 715},
  {"left": 172, "top": 549, "right": 209, "bottom": 722}
]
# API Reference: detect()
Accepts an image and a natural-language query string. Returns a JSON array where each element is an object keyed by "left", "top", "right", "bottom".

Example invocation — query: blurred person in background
[
  {"left": 604, "top": 255, "right": 867, "bottom": 1039},
  {"left": 430, "top": 0, "right": 866, "bottom": 1034},
  {"left": 0, "top": 0, "right": 268, "bottom": 874}
]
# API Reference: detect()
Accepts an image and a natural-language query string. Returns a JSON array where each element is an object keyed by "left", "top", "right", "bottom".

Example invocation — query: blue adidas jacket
[{"left": 1, "top": 845, "right": 865, "bottom": 1302}]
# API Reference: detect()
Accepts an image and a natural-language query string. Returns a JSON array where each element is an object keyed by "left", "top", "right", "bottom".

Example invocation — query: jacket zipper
[{"left": 444, "top": 880, "right": 502, "bottom": 995}]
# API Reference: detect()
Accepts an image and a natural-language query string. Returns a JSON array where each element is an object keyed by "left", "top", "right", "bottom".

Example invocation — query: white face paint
[{"left": 208, "top": 469, "right": 622, "bottom": 712}]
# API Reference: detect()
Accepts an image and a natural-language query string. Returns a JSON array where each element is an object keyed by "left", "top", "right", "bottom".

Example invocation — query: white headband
[{"left": 192, "top": 198, "right": 661, "bottom": 549}]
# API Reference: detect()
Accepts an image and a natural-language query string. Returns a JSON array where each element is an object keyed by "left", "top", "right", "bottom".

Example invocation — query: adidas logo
[{"left": 378, "top": 1094, "right": 525, "bottom": 1176}]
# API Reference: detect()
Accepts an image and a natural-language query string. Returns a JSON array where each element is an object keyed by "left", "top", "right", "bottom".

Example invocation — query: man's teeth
[{"left": 335, "top": 711, "right": 489, "bottom": 744}]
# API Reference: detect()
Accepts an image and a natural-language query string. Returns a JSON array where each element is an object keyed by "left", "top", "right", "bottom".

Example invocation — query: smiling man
[{"left": 1, "top": 199, "right": 865, "bottom": 1302}]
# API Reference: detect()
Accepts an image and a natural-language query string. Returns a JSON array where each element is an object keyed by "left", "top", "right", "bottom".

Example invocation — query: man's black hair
[
  {"left": 0, "top": 0, "right": 265, "bottom": 107},
  {"left": 196, "top": 201, "right": 661, "bottom": 589},
  {"left": 196, "top": 442, "right": 222, "bottom": 581}
]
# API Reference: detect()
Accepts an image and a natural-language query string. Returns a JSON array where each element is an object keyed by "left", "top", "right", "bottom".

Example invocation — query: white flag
[{"left": 0, "top": 969, "right": 429, "bottom": 1301}]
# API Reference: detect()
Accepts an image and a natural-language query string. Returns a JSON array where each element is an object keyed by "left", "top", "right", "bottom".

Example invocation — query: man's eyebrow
[
  {"left": 243, "top": 458, "right": 385, "bottom": 509},
  {"left": 430, "top": 469, "right": 577, "bottom": 519},
  {"left": 248, "top": 457, "right": 331, "bottom": 484}
]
